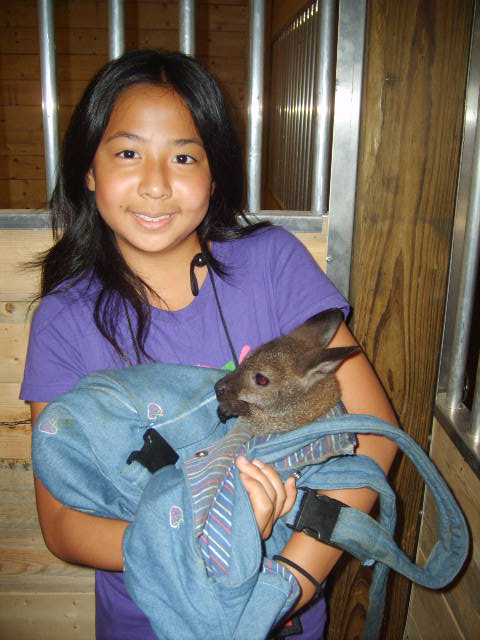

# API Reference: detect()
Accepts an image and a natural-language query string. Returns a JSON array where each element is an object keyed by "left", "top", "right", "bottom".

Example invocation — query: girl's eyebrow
[
  {"left": 173, "top": 137, "right": 204, "bottom": 148},
  {"left": 105, "top": 131, "right": 145, "bottom": 143},
  {"left": 104, "top": 131, "right": 204, "bottom": 147}
]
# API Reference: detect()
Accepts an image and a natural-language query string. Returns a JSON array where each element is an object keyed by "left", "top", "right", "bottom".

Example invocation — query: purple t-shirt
[{"left": 22, "top": 226, "right": 348, "bottom": 639}]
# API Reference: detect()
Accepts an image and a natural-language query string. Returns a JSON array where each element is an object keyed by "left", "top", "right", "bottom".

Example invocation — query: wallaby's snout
[{"left": 215, "top": 372, "right": 250, "bottom": 423}]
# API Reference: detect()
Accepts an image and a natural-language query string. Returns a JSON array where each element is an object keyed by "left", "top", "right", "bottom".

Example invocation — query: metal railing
[
  {"left": 30, "top": 0, "right": 366, "bottom": 299},
  {"left": 267, "top": 0, "right": 336, "bottom": 215},
  {"left": 436, "top": 0, "right": 480, "bottom": 470}
]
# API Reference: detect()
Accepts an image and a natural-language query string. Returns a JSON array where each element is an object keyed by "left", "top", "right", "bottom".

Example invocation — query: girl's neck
[{"left": 122, "top": 234, "right": 208, "bottom": 311}]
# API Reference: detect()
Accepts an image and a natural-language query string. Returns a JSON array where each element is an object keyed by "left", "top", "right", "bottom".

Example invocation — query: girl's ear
[
  {"left": 86, "top": 168, "right": 96, "bottom": 192},
  {"left": 210, "top": 180, "right": 215, "bottom": 195}
]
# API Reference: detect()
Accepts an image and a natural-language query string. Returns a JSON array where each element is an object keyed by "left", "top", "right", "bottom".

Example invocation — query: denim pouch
[{"left": 32, "top": 362, "right": 469, "bottom": 640}]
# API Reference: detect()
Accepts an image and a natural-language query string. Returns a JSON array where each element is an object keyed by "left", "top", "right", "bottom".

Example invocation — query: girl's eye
[
  {"left": 117, "top": 150, "right": 138, "bottom": 159},
  {"left": 175, "top": 154, "right": 194, "bottom": 165},
  {"left": 255, "top": 373, "right": 270, "bottom": 386}
]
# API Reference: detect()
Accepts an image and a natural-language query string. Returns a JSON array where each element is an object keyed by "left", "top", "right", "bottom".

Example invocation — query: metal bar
[
  {"left": 472, "top": 356, "right": 480, "bottom": 438},
  {"left": 108, "top": 0, "right": 125, "bottom": 60},
  {"left": 326, "top": 0, "right": 366, "bottom": 298},
  {"left": 304, "top": 4, "right": 318, "bottom": 209},
  {"left": 310, "top": 0, "right": 337, "bottom": 217},
  {"left": 447, "top": 105, "right": 480, "bottom": 413},
  {"left": 179, "top": 0, "right": 195, "bottom": 56},
  {"left": 299, "top": 8, "right": 312, "bottom": 210},
  {"left": 246, "top": 0, "right": 266, "bottom": 213},
  {"left": 302, "top": 4, "right": 318, "bottom": 210},
  {"left": 37, "top": 0, "right": 59, "bottom": 201}
]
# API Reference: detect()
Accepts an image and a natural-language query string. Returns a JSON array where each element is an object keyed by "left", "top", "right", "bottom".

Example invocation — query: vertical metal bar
[
  {"left": 271, "top": 39, "right": 281, "bottom": 199},
  {"left": 310, "top": 0, "right": 337, "bottom": 217},
  {"left": 246, "top": 0, "right": 265, "bottom": 213},
  {"left": 471, "top": 356, "right": 480, "bottom": 438},
  {"left": 179, "top": 0, "right": 195, "bottom": 56},
  {"left": 108, "top": 0, "right": 125, "bottom": 60},
  {"left": 278, "top": 33, "right": 288, "bottom": 204},
  {"left": 447, "top": 106, "right": 480, "bottom": 413},
  {"left": 300, "top": 6, "right": 314, "bottom": 209},
  {"left": 305, "top": 3, "right": 319, "bottom": 209},
  {"left": 326, "top": 0, "right": 366, "bottom": 298},
  {"left": 299, "top": 10, "right": 311, "bottom": 210},
  {"left": 37, "top": 0, "right": 59, "bottom": 201},
  {"left": 292, "top": 18, "right": 302, "bottom": 208},
  {"left": 283, "top": 23, "right": 295, "bottom": 207}
]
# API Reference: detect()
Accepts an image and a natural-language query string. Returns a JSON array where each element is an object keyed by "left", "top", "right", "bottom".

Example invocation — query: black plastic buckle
[
  {"left": 288, "top": 487, "right": 346, "bottom": 544},
  {"left": 126, "top": 428, "right": 179, "bottom": 473}
]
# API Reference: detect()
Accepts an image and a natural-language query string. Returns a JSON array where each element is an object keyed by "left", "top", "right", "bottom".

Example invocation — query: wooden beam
[{"left": 326, "top": 1, "right": 476, "bottom": 638}]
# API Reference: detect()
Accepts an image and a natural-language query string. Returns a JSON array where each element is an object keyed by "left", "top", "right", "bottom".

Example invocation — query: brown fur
[{"left": 215, "top": 309, "right": 359, "bottom": 436}]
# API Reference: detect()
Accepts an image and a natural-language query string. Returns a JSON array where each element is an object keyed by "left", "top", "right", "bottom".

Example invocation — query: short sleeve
[
  {"left": 20, "top": 294, "right": 92, "bottom": 402},
  {"left": 262, "top": 227, "right": 350, "bottom": 333}
]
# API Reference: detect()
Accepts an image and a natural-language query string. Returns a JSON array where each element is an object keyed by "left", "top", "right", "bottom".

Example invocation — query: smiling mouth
[{"left": 132, "top": 212, "right": 174, "bottom": 222}]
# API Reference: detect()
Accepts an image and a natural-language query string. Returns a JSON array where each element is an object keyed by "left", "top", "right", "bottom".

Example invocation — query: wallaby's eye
[{"left": 255, "top": 373, "right": 270, "bottom": 386}]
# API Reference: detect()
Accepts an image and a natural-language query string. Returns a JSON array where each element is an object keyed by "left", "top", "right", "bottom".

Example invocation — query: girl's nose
[{"left": 139, "top": 159, "right": 172, "bottom": 199}]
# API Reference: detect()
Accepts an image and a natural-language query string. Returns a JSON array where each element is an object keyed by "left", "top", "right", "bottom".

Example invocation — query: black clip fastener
[
  {"left": 127, "top": 428, "right": 179, "bottom": 474},
  {"left": 288, "top": 487, "right": 347, "bottom": 544}
]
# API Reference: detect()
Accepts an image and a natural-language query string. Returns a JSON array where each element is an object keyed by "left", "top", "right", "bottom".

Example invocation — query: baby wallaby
[{"left": 215, "top": 308, "right": 359, "bottom": 436}]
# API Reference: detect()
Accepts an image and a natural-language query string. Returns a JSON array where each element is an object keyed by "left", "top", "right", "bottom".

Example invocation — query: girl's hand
[{"left": 236, "top": 455, "right": 297, "bottom": 540}]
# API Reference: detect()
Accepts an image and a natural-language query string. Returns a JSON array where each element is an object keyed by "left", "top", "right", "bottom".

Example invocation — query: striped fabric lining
[{"left": 186, "top": 406, "right": 353, "bottom": 579}]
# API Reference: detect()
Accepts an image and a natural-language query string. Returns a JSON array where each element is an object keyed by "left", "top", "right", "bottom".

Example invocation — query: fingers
[{"left": 236, "top": 455, "right": 297, "bottom": 540}]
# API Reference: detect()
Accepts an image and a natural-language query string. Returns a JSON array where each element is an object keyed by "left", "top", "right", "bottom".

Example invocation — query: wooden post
[{"left": 326, "top": 0, "right": 475, "bottom": 638}]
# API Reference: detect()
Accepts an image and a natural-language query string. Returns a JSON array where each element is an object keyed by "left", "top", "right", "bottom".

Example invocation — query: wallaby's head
[{"left": 215, "top": 308, "right": 359, "bottom": 434}]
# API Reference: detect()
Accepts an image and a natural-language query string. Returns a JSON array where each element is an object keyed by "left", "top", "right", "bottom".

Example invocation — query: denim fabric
[{"left": 32, "top": 362, "right": 469, "bottom": 640}]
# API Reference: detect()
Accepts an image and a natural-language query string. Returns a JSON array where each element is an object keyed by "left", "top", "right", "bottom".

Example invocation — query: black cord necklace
[{"left": 123, "top": 253, "right": 239, "bottom": 369}]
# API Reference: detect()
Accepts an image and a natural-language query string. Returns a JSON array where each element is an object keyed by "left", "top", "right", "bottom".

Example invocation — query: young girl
[{"left": 21, "top": 49, "right": 397, "bottom": 639}]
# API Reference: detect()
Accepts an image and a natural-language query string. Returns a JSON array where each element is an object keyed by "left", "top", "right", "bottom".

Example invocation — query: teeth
[{"left": 135, "top": 213, "right": 170, "bottom": 221}]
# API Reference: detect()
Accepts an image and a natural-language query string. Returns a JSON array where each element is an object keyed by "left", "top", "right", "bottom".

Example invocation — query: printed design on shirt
[
  {"left": 147, "top": 402, "right": 163, "bottom": 420},
  {"left": 37, "top": 417, "right": 58, "bottom": 435},
  {"left": 169, "top": 505, "right": 184, "bottom": 529},
  {"left": 197, "top": 343, "right": 251, "bottom": 371}
]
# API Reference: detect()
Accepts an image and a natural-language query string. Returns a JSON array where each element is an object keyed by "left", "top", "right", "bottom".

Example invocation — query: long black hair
[{"left": 40, "top": 48, "right": 268, "bottom": 360}]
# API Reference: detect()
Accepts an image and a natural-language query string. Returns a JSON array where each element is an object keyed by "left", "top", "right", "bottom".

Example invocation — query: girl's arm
[
  {"left": 237, "top": 320, "right": 398, "bottom": 612},
  {"left": 31, "top": 401, "right": 126, "bottom": 570}
]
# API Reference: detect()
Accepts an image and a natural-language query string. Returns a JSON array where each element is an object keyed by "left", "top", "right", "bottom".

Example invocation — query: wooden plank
[
  {"left": 414, "top": 490, "right": 480, "bottom": 638},
  {"left": 295, "top": 230, "right": 327, "bottom": 268},
  {"left": 0, "top": 156, "right": 45, "bottom": 180},
  {"left": 0, "top": 179, "right": 47, "bottom": 210},
  {"left": 403, "top": 580, "right": 465, "bottom": 640},
  {"left": 0, "top": 0, "right": 247, "bottom": 30},
  {"left": 0, "top": 594, "right": 94, "bottom": 639},
  {"left": 0, "top": 415, "right": 30, "bottom": 460},
  {"left": 0, "top": 51, "right": 246, "bottom": 84},
  {"left": 0, "top": 26, "right": 247, "bottom": 59},
  {"left": 0, "top": 130, "right": 45, "bottom": 156},
  {"left": 0, "top": 323, "right": 30, "bottom": 382},
  {"left": 0, "top": 464, "right": 94, "bottom": 587},
  {"left": 407, "top": 421, "right": 480, "bottom": 639},
  {"left": 0, "top": 80, "right": 90, "bottom": 110},
  {"left": 0, "top": 229, "right": 51, "bottom": 298},
  {"left": 328, "top": 0, "right": 476, "bottom": 638},
  {"left": 0, "top": 300, "right": 35, "bottom": 324}
]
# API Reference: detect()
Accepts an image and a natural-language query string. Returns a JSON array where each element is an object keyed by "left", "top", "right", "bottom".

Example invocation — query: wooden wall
[
  {"left": 0, "top": 224, "right": 327, "bottom": 638},
  {"left": 327, "top": 0, "right": 475, "bottom": 639},
  {"left": 0, "top": 227, "right": 97, "bottom": 638},
  {"left": 403, "top": 420, "right": 480, "bottom": 639},
  {"left": 1, "top": 0, "right": 478, "bottom": 638},
  {"left": 0, "top": 0, "right": 248, "bottom": 209}
]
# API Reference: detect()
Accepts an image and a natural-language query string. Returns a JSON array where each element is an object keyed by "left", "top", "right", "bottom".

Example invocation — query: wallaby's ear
[
  {"left": 300, "top": 345, "right": 359, "bottom": 386},
  {"left": 288, "top": 308, "right": 344, "bottom": 348}
]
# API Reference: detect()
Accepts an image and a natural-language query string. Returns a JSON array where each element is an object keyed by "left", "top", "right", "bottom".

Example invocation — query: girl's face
[{"left": 86, "top": 84, "right": 212, "bottom": 268}]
